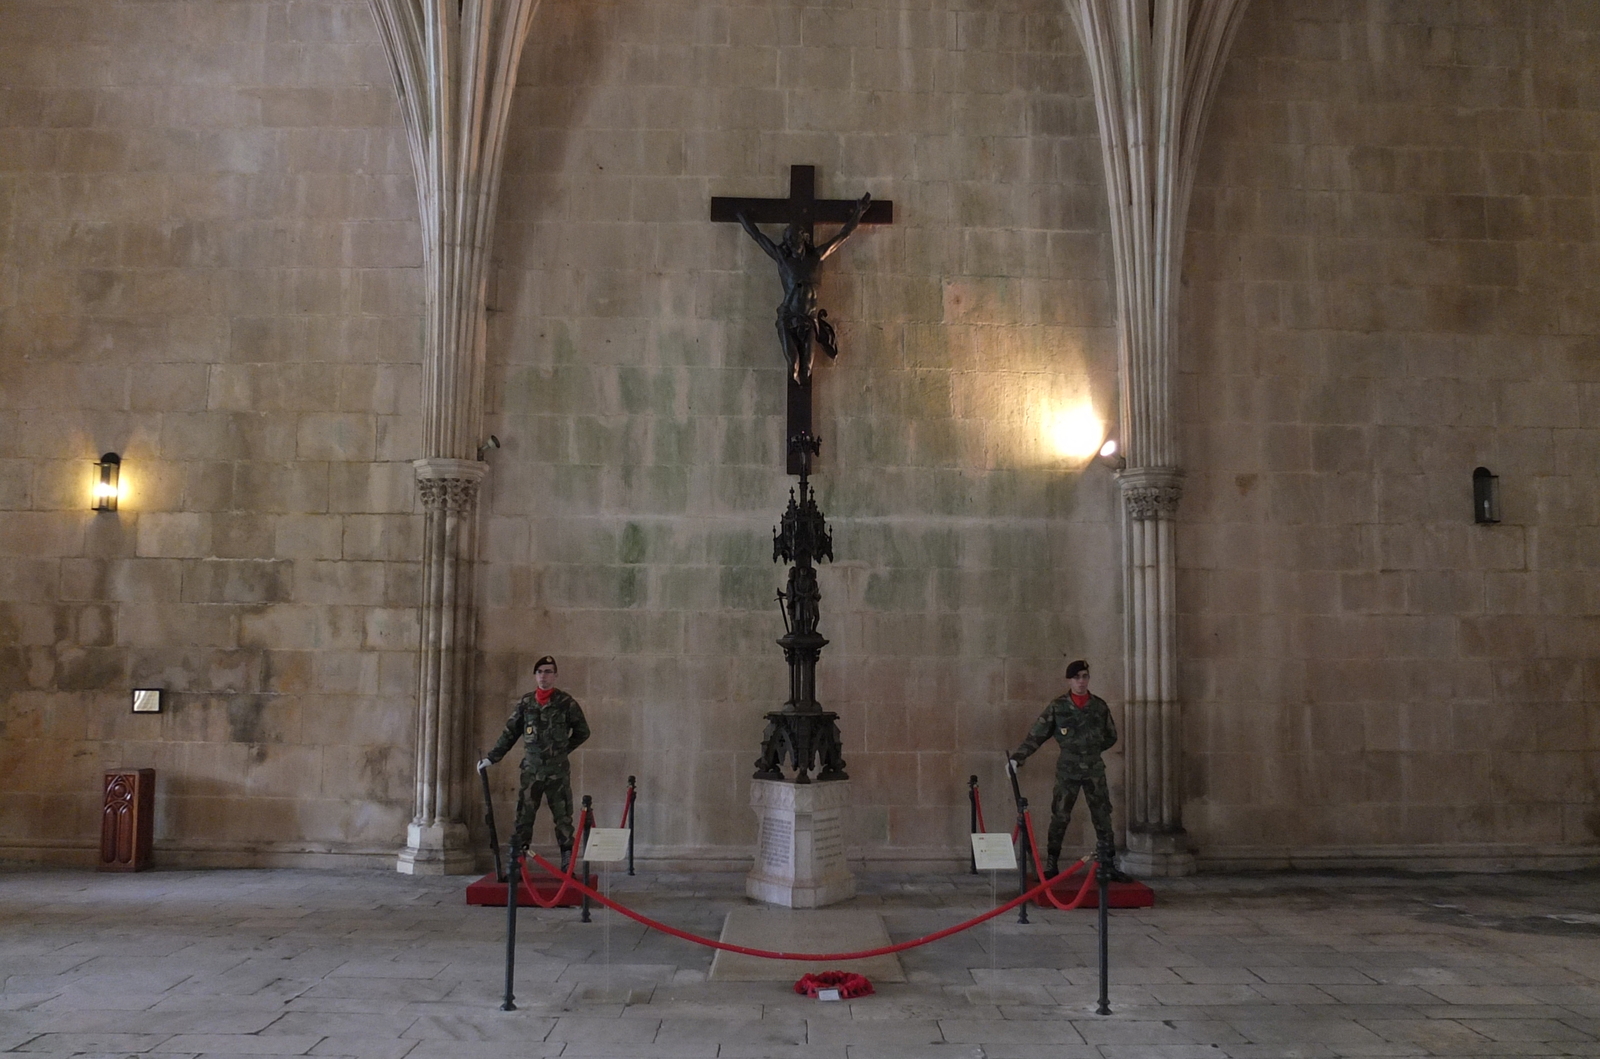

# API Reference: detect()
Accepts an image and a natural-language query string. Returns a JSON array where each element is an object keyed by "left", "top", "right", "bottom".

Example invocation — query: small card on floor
[{"left": 816, "top": 988, "right": 842, "bottom": 1001}]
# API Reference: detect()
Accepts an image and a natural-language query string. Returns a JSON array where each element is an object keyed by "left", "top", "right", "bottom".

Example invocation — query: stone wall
[
  {"left": 0, "top": 0, "right": 423, "bottom": 865},
  {"left": 3, "top": 0, "right": 1593, "bottom": 872},
  {"left": 476, "top": 0, "right": 1123, "bottom": 865},
  {"left": 0, "top": 0, "right": 1126, "bottom": 868},
  {"left": 1180, "top": 0, "right": 1600, "bottom": 867}
]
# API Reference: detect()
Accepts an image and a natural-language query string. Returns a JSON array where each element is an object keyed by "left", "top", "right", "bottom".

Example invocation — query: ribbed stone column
[
  {"left": 370, "top": 0, "right": 540, "bottom": 873},
  {"left": 1117, "top": 467, "right": 1191, "bottom": 876},
  {"left": 1064, "top": 0, "right": 1251, "bottom": 875},
  {"left": 397, "top": 459, "right": 484, "bottom": 875}
]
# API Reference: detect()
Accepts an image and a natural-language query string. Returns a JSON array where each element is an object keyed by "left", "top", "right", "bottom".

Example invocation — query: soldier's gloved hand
[
  {"left": 477, "top": 757, "right": 492, "bottom": 771},
  {"left": 1008, "top": 751, "right": 1025, "bottom": 766}
]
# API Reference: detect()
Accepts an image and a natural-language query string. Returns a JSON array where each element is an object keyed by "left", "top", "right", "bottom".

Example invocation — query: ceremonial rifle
[{"left": 478, "top": 755, "right": 505, "bottom": 882}]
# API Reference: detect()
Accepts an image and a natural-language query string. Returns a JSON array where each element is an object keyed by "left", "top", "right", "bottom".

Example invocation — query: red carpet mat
[
  {"left": 465, "top": 870, "right": 595, "bottom": 908},
  {"left": 1035, "top": 877, "right": 1155, "bottom": 909}
]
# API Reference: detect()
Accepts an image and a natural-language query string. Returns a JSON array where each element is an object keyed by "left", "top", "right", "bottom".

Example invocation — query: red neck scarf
[
  {"left": 535, "top": 687, "right": 553, "bottom": 705},
  {"left": 1069, "top": 691, "right": 1090, "bottom": 708}
]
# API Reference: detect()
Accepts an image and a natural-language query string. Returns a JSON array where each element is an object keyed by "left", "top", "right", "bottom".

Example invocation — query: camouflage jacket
[
  {"left": 1013, "top": 693, "right": 1116, "bottom": 777},
  {"left": 488, "top": 689, "right": 590, "bottom": 774}
]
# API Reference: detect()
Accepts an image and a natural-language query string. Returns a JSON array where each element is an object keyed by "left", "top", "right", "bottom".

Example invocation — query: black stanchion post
[
  {"left": 1006, "top": 758, "right": 1029, "bottom": 925},
  {"left": 579, "top": 795, "right": 593, "bottom": 924},
  {"left": 501, "top": 843, "right": 519, "bottom": 1011},
  {"left": 626, "top": 775, "right": 636, "bottom": 877},
  {"left": 1096, "top": 853, "right": 1111, "bottom": 1016},
  {"left": 1014, "top": 800, "right": 1030, "bottom": 925},
  {"left": 967, "top": 775, "right": 979, "bottom": 874}
]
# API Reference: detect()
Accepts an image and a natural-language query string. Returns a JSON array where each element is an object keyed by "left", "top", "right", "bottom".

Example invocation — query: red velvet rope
[
  {"left": 1020, "top": 808, "right": 1097, "bottom": 911},
  {"left": 509, "top": 808, "right": 593, "bottom": 909},
  {"left": 522, "top": 850, "right": 1099, "bottom": 960},
  {"left": 970, "top": 781, "right": 1019, "bottom": 840},
  {"left": 619, "top": 787, "right": 635, "bottom": 829}
]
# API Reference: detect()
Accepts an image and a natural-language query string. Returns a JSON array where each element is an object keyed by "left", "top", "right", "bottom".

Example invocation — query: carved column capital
[
  {"left": 1115, "top": 467, "right": 1184, "bottom": 521},
  {"left": 414, "top": 458, "right": 486, "bottom": 513}
]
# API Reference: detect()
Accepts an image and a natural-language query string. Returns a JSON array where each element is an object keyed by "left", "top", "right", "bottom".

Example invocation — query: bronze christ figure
[{"left": 736, "top": 192, "right": 870, "bottom": 386}]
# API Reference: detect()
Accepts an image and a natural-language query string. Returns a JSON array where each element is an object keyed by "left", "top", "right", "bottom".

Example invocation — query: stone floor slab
[{"left": 2, "top": 867, "right": 1599, "bottom": 1058}]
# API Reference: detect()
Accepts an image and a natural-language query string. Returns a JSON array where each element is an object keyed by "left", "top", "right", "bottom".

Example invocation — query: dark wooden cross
[{"left": 712, "top": 165, "right": 893, "bottom": 474}]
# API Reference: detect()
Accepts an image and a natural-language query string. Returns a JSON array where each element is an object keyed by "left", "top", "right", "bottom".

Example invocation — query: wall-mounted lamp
[
  {"left": 93, "top": 453, "right": 121, "bottom": 512},
  {"left": 1096, "top": 438, "right": 1126, "bottom": 471},
  {"left": 477, "top": 435, "right": 500, "bottom": 460},
  {"left": 1472, "top": 466, "right": 1500, "bottom": 524},
  {"left": 131, "top": 688, "right": 163, "bottom": 714}
]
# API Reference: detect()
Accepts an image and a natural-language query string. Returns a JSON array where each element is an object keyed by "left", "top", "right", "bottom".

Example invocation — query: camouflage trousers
[
  {"left": 1046, "top": 771, "right": 1114, "bottom": 862},
  {"left": 511, "top": 767, "right": 574, "bottom": 853}
]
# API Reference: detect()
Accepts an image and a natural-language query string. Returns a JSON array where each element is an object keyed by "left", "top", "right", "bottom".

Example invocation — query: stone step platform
[
  {"left": 708, "top": 908, "right": 907, "bottom": 982},
  {"left": 1034, "top": 874, "right": 1156, "bottom": 908},
  {"left": 465, "top": 869, "right": 594, "bottom": 907}
]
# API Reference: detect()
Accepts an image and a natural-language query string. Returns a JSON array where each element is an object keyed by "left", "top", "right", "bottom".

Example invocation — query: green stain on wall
[
  {"left": 620, "top": 523, "right": 646, "bottom": 564},
  {"left": 652, "top": 420, "right": 696, "bottom": 465},
  {"left": 550, "top": 322, "right": 578, "bottom": 364},
  {"left": 617, "top": 566, "right": 645, "bottom": 609},
  {"left": 864, "top": 568, "right": 929, "bottom": 611},
  {"left": 719, "top": 566, "right": 773, "bottom": 610}
]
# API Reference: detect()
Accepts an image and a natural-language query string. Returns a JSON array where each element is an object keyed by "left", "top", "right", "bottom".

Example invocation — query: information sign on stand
[
  {"left": 970, "top": 833, "right": 1016, "bottom": 872},
  {"left": 584, "top": 828, "right": 632, "bottom": 863}
]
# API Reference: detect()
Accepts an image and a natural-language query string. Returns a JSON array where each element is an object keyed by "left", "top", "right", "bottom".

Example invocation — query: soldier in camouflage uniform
[
  {"left": 1010, "top": 659, "right": 1128, "bottom": 880},
  {"left": 479, "top": 656, "right": 590, "bottom": 867}
]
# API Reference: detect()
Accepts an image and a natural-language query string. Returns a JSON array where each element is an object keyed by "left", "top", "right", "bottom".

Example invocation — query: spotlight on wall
[
  {"left": 1472, "top": 466, "right": 1500, "bottom": 524},
  {"left": 92, "top": 453, "right": 121, "bottom": 512},
  {"left": 1046, "top": 404, "right": 1105, "bottom": 461},
  {"left": 1096, "top": 438, "right": 1126, "bottom": 471},
  {"left": 131, "top": 688, "right": 163, "bottom": 714},
  {"left": 477, "top": 435, "right": 500, "bottom": 460}
]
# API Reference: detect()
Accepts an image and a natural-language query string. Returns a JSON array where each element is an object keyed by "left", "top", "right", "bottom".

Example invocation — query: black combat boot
[
  {"left": 1044, "top": 849, "right": 1060, "bottom": 878},
  {"left": 558, "top": 843, "right": 573, "bottom": 874},
  {"left": 1097, "top": 842, "right": 1133, "bottom": 883}
]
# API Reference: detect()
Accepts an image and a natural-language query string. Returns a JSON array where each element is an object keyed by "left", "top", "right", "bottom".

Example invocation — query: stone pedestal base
[
  {"left": 747, "top": 778, "right": 855, "bottom": 908},
  {"left": 396, "top": 820, "right": 475, "bottom": 876},
  {"left": 709, "top": 909, "right": 904, "bottom": 981},
  {"left": 1123, "top": 828, "right": 1196, "bottom": 878}
]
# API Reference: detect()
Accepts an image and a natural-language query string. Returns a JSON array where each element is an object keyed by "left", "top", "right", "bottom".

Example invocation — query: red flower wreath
[{"left": 794, "top": 971, "right": 875, "bottom": 999}]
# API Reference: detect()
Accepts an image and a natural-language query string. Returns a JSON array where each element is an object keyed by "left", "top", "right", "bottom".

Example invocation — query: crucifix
[{"left": 711, "top": 165, "right": 893, "bottom": 474}]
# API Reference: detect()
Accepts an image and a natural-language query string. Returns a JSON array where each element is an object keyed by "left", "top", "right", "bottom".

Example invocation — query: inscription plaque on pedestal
[{"left": 747, "top": 777, "right": 855, "bottom": 908}]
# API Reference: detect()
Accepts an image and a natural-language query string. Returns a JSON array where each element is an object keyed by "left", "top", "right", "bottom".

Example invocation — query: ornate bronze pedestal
[{"left": 754, "top": 434, "right": 846, "bottom": 784}]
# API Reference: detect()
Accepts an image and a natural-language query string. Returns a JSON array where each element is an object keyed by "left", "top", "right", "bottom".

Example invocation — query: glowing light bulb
[{"left": 92, "top": 453, "right": 121, "bottom": 511}]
